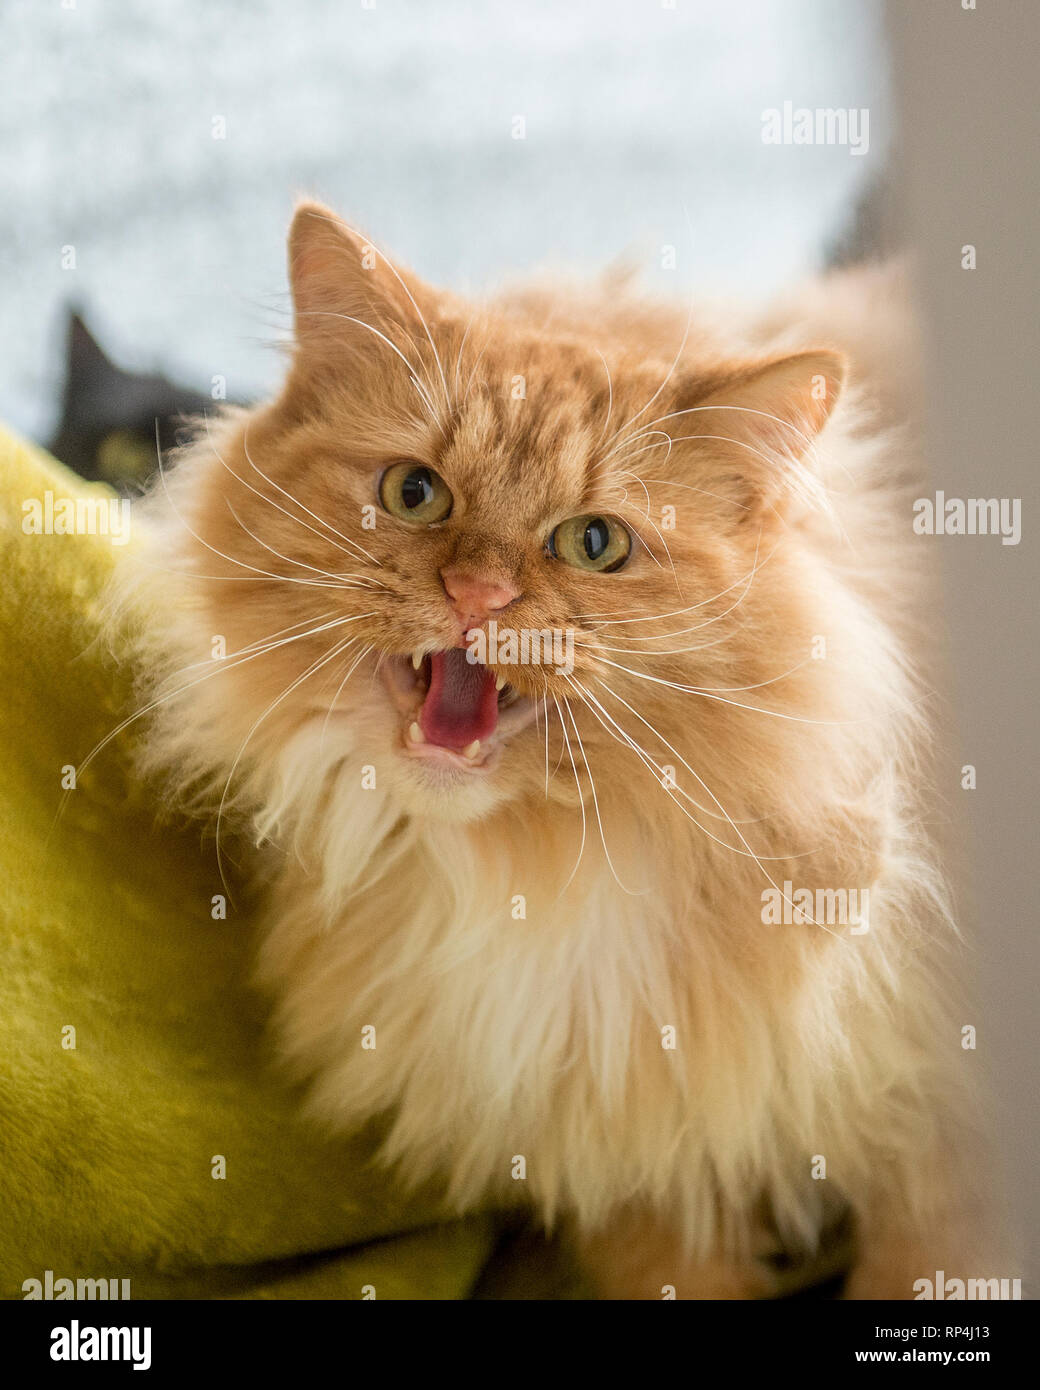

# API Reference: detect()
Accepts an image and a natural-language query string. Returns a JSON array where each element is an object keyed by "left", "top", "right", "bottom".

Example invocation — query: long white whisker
[
  {"left": 453, "top": 311, "right": 478, "bottom": 408},
  {"left": 54, "top": 613, "right": 368, "bottom": 833},
  {"left": 551, "top": 694, "right": 588, "bottom": 898},
  {"left": 214, "top": 629, "right": 361, "bottom": 896},
  {"left": 593, "top": 282, "right": 697, "bottom": 466},
  {"left": 593, "top": 347, "right": 614, "bottom": 449},
  {"left": 589, "top": 654, "right": 868, "bottom": 727},
  {"left": 540, "top": 693, "right": 549, "bottom": 797},
  {"left": 224, "top": 500, "right": 366, "bottom": 586},
  {"left": 577, "top": 531, "right": 769, "bottom": 652},
  {"left": 614, "top": 473, "right": 683, "bottom": 591},
  {"left": 616, "top": 402, "right": 823, "bottom": 473},
  {"left": 329, "top": 212, "right": 452, "bottom": 411},
  {"left": 239, "top": 421, "right": 382, "bottom": 567},
  {"left": 639, "top": 476, "right": 752, "bottom": 513},
  {"left": 564, "top": 675, "right": 771, "bottom": 828},
  {"left": 578, "top": 530, "right": 775, "bottom": 627},
  {"left": 615, "top": 432, "right": 806, "bottom": 513},
  {"left": 320, "top": 642, "right": 373, "bottom": 753},
  {"left": 463, "top": 343, "right": 489, "bottom": 405},
  {"left": 173, "top": 610, "right": 339, "bottom": 675},
  {"left": 123, "top": 552, "right": 381, "bottom": 593},
  {"left": 295, "top": 309, "right": 439, "bottom": 422},
  {"left": 564, "top": 700, "right": 644, "bottom": 895},
  {"left": 573, "top": 624, "right": 743, "bottom": 657},
  {"left": 611, "top": 403, "right": 846, "bottom": 537},
  {"left": 565, "top": 675, "right": 758, "bottom": 845},
  {"left": 153, "top": 426, "right": 364, "bottom": 591},
  {"left": 608, "top": 429, "right": 673, "bottom": 476},
  {"left": 589, "top": 676, "right": 843, "bottom": 938}
]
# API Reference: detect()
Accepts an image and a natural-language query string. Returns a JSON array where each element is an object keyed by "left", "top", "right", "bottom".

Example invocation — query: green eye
[
  {"left": 96, "top": 429, "right": 154, "bottom": 485},
  {"left": 379, "top": 463, "right": 453, "bottom": 524},
  {"left": 548, "top": 514, "right": 631, "bottom": 573}
]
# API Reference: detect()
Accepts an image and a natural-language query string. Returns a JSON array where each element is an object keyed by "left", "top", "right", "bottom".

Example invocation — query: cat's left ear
[{"left": 674, "top": 349, "right": 847, "bottom": 521}]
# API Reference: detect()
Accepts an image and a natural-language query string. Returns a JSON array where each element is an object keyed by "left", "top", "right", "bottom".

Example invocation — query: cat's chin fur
[{"left": 112, "top": 206, "right": 1008, "bottom": 1297}]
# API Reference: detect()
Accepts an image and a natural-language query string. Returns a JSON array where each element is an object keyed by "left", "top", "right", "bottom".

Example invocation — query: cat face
[{"left": 169, "top": 203, "right": 845, "bottom": 827}]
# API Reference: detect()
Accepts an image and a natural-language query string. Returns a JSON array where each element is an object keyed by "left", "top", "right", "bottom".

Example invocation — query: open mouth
[{"left": 381, "top": 648, "right": 537, "bottom": 773}]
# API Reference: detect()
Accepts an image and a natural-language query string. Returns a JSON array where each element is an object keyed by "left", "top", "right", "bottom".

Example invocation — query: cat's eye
[
  {"left": 547, "top": 514, "right": 631, "bottom": 573},
  {"left": 96, "top": 430, "right": 154, "bottom": 486},
  {"left": 379, "top": 462, "right": 453, "bottom": 524}
]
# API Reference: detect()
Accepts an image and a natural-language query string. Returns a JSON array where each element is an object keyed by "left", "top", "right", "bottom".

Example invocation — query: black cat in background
[{"left": 49, "top": 310, "right": 231, "bottom": 491}]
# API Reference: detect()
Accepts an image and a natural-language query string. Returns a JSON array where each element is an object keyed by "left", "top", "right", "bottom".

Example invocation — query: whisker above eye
[
  {"left": 612, "top": 475, "right": 683, "bottom": 593},
  {"left": 593, "top": 347, "right": 615, "bottom": 451},
  {"left": 317, "top": 210, "right": 453, "bottom": 413},
  {"left": 603, "top": 429, "right": 674, "bottom": 478},
  {"left": 463, "top": 342, "right": 489, "bottom": 406},
  {"left": 637, "top": 477, "right": 754, "bottom": 512},
  {"left": 591, "top": 271, "right": 699, "bottom": 469},
  {"left": 293, "top": 308, "right": 439, "bottom": 425},
  {"left": 452, "top": 311, "right": 477, "bottom": 408}
]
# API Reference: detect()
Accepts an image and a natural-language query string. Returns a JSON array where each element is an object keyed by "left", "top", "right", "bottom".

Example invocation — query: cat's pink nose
[{"left": 441, "top": 566, "right": 520, "bottom": 627}]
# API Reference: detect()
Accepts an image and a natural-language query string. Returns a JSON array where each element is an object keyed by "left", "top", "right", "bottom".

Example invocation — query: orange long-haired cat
[{"left": 117, "top": 201, "right": 1003, "bottom": 1298}]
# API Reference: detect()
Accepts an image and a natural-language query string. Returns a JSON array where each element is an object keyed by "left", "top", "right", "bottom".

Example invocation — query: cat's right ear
[
  {"left": 287, "top": 200, "right": 411, "bottom": 359},
  {"left": 67, "top": 310, "right": 120, "bottom": 389}
]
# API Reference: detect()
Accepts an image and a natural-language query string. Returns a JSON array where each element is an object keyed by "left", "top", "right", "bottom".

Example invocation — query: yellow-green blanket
[{"left": 0, "top": 426, "right": 572, "bottom": 1300}]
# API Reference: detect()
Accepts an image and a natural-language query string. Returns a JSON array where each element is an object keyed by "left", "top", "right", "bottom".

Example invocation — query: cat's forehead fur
[{"left": 428, "top": 338, "right": 648, "bottom": 529}]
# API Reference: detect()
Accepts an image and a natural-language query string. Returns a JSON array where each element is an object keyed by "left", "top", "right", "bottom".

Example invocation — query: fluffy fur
[{"left": 113, "top": 202, "right": 1002, "bottom": 1297}]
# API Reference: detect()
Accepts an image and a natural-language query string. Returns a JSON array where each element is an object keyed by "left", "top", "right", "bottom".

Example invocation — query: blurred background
[{"left": 0, "top": 0, "right": 889, "bottom": 444}]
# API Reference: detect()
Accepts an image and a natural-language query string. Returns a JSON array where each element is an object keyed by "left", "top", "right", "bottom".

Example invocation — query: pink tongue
[{"left": 419, "top": 650, "right": 499, "bottom": 750}]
